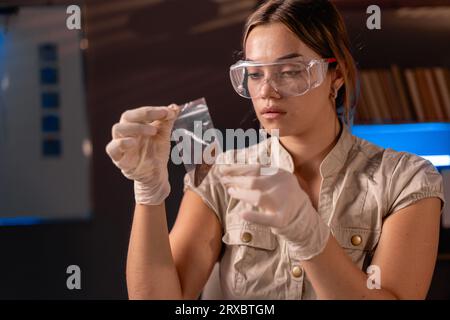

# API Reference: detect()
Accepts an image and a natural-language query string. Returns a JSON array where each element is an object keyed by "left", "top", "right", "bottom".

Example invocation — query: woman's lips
[
  {"left": 261, "top": 111, "right": 286, "bottom": 119},
  {"left": 261, "top": 107, "right": 287, "bottom": 119}
]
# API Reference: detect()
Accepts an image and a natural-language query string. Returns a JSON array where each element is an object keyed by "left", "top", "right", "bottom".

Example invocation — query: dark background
[{"left": 0, "top": 0, "right": 449, "bottom": 299}]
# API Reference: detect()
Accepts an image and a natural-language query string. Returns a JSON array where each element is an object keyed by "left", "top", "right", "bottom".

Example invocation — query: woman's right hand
[{"left": 105, "top": 104, "right": 181, "bottom": 205}]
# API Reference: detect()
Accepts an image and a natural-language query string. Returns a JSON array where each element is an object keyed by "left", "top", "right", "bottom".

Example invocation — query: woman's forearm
[
  {"left": 126, "top": 202, "right": 183, "bottom": 299},
  {"left": 302, "top": 234, "right": 398, "bottom": 300}
]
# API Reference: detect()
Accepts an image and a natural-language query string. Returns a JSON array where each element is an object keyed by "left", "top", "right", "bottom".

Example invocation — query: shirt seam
[{"left": 386, "top": 152, "right": 407, "bottom": 214}]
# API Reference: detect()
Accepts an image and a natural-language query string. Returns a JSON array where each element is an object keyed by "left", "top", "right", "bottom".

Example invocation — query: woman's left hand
[{"left": 219, "top": 163, "right": 330, "bottom": 260}]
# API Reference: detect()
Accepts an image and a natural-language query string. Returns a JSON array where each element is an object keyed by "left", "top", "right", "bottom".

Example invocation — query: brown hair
[{"left": 242, "top": 0, "right": 359, "bottom": 126}]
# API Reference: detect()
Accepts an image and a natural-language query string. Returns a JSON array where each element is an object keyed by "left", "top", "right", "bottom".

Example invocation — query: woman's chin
[{"left": 261, "top": 124, "right": 288, "bottom": 137}]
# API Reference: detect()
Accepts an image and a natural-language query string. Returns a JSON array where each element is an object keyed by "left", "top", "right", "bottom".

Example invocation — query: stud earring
[{"left": 330, "top": 87, "right": 338, "bottom": 99}]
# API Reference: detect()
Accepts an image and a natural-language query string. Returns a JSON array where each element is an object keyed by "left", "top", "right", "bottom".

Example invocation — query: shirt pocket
[
  {"left": 222, "top": 222, "right": 278, "bottom": 296},
  {"left": 332, "top": 226, "right": 381, "bottom": 271}
]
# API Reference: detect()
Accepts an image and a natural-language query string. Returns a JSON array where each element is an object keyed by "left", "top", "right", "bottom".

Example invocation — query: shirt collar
[{"left": 265, "top": 119, "right": 355, "bottom": 178}]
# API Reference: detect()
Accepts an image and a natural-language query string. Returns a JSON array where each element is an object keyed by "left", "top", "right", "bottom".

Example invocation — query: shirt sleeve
[
  {"left": 182, "top": 162, "right": 227, "bottom": 226},
  {"left": 387, "top": 152, "right": 446, "bottom": 216}
]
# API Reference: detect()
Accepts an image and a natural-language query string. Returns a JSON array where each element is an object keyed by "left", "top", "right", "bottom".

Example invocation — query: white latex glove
[
  {"left": 105, "top": 104, "right": 181, "bottom": 205},
  {"left": 219, "top": 163, "right": 330, "bottom": 261}
]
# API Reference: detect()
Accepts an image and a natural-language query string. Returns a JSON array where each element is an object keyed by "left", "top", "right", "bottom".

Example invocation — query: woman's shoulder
[
  {"left": 350, "top": 134, "right": 436, "bottom": 174},
  {"left": 350, "top": 134, "right": 445, "bottom": 215}
]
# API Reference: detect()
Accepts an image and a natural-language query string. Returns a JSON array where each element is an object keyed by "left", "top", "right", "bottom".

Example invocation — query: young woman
[{"left": 106, "top": 0, "right": 445, "bottom": 299}]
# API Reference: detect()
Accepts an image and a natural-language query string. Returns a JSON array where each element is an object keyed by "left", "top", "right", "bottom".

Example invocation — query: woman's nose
[{"left": 259, "top": 80, "right": 281, "bottom": 99}]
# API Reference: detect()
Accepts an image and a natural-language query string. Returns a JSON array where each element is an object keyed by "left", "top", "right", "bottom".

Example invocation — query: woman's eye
[
  {"left": 248, "top": 72, "right": 263, "bottom": 80},
  {"left": 281, "top": 70, "right": 302, "bottom": 77}
]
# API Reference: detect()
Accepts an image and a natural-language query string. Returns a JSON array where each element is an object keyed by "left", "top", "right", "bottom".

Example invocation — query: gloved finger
[
  {"left": 217, "top": 163, "right": 262, "bottom": 177},
  {"left": 227, "top": 187, "right": 262, "bottom": 206},
  {"left": 155, "top": 104, "right": 182, "bottom": 135},
  {"left": 116, "top": 147, "right": 139, "bottom": 171},
  {"left": 120, "top": 105, "right": 179, "bottom": 124},
  {"left": 165, "top": 104, "right": 181, "bottom": 121},
  {"left": 239, "top": 210, "right": 275, "bottom": 227},
  {"left": 112, "top": 122, "right": 157, "bottom": 139},
  {"left": 105, "top": 138, "right": 137, "bottom": 162},
  {"left": 221, "top": 175, "right": 264, "bottom": 190}
]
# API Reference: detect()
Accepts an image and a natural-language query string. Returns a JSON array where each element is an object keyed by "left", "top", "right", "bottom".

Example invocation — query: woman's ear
[{"left": 330, "top": 63, "right": 345, "bottom": 92}]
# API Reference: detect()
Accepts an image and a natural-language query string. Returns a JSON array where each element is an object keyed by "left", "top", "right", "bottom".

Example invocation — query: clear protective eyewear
[{"left": 229, "top": 57, "right": 337, "bottom": 99}]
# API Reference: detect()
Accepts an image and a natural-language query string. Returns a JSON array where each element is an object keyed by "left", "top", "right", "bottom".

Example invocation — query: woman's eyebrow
[
  {"left": 276, "top": 53, "right": 303, "bottom": 61},
  {"left": 246, "top": 53, "right": 304, "bottom": 61}
]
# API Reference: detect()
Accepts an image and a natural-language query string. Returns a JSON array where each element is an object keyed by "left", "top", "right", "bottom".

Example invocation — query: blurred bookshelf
[{"left": 355, "top": 66, "right": 450, "bottom": 124}]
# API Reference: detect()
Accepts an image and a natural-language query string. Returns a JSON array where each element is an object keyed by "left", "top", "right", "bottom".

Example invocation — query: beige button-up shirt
[{"left": 183, "top": 121, "right": 446, "bottom": 300}]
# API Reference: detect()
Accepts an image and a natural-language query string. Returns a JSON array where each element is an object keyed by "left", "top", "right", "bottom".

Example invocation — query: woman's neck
[{"left": 279, "top": 116, "right": 342, "bottom": 181}]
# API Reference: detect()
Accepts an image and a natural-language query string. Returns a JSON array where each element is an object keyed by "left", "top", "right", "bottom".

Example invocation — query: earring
[{"left": 330, "top": 87, "right": 338, "bottom": 99}]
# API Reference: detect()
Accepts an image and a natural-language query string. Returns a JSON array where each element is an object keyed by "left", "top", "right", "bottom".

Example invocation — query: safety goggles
[{"left": 229, "top": 57, "right": 336, "bottom": 99}]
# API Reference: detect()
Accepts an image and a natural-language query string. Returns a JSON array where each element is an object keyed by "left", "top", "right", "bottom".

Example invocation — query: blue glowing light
[
  {"left": 0, "top": 217, "right": 44, "bottom": 226},
  {"left": 353, "top": 122, "right": 450, "bottom": 168}
]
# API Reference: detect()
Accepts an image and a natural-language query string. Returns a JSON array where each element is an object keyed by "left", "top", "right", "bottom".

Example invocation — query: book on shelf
[{"left": 355, "top": 66, "right": 450, "bottom": 124}]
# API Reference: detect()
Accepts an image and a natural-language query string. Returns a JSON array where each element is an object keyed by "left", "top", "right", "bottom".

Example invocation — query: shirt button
[
  {"left": 292, "top": 265, "right": 303, "bottom": 278},
  {"left": 351, "top": 235, "right": 362, "bottom": 246},
  {"left": 241, "top": 232, "right": 252, "bottom": 243}
]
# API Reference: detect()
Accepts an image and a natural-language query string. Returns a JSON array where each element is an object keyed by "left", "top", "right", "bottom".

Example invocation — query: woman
[{"left": 106, "top": 0, "right": 445, "bottom": 299}]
